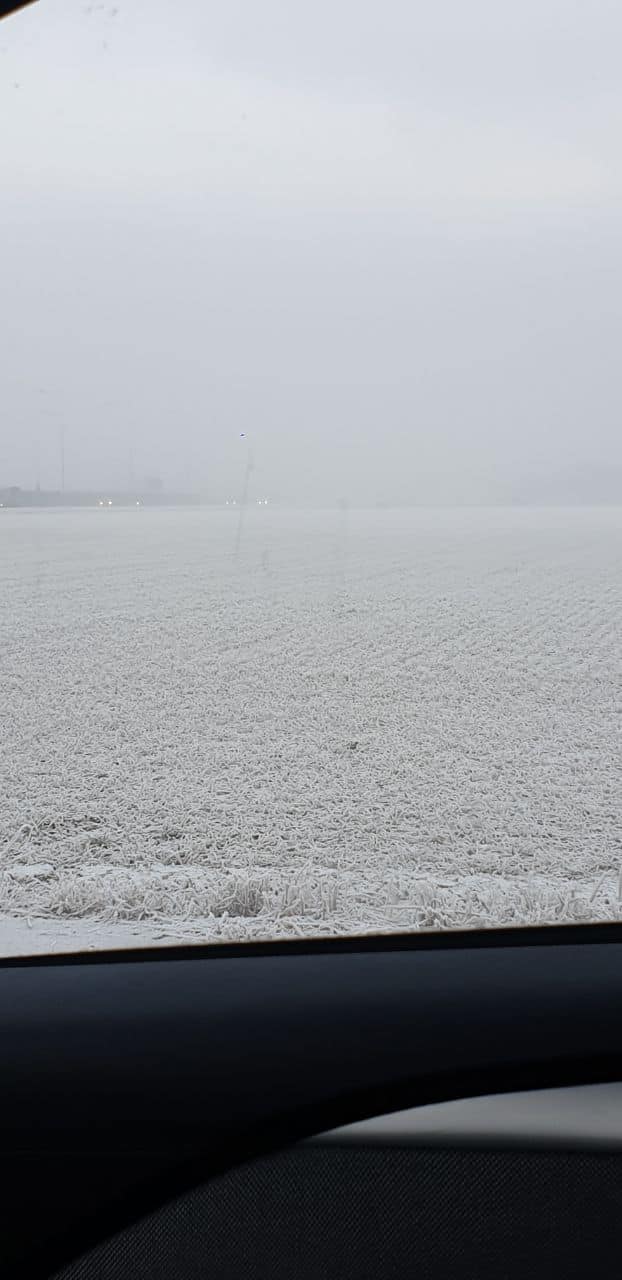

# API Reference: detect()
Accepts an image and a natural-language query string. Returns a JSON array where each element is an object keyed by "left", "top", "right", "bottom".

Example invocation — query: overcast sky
[{"left": 1, "top": 0, "right": 622, "bottom": 503}]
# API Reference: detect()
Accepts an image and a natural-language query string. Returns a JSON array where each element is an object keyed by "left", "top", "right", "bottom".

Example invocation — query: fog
[{"left": 2, "top": 0, "right": 622, "bottom": 504}]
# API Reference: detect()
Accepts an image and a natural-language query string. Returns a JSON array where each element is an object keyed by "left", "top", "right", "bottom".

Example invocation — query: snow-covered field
[{"left": 1, "top": 505, "right": 621, "bottom": 955}]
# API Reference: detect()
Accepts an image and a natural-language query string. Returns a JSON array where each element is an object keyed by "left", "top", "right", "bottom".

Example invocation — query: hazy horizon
[
  {"left": 2, "top": 483, "right": 622, "bottom": 509},
  {"left": 2, "top": 1, "right": 622, "bottom": 505}
]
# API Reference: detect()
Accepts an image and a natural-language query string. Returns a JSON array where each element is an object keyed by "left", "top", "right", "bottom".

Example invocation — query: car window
[{"left": 1, "top": 0, "right": 621, "bottom": 955}]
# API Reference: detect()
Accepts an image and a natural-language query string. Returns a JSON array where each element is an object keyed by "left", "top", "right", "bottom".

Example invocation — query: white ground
[{"left": 1, "top": 505, "right": 621, "bottom": 956}]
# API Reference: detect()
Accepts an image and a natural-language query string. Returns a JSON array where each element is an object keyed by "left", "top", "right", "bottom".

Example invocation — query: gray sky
[{"left": 2, "top": 0, "right": 622, "bottom": 503}]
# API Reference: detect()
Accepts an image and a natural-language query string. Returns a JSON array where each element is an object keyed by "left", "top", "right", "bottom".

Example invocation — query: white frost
[{"left": 1, "top": 505, "right": 621, "bottom": 949}]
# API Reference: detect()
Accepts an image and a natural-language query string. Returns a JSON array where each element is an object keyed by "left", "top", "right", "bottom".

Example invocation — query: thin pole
[{"left": 234, "top": 434, "right": 253, "bottom": 558}]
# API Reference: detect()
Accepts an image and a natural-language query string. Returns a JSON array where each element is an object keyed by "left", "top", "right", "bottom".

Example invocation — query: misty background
[{"left": 1, "top": 0, "right": 622, "bottom": 506}]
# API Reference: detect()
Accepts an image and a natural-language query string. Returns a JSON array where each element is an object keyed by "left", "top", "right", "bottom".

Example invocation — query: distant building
[
  {"left": 0, "top": 486, "right": 23, "bottom": 507},
  {"left": 0, "top": 487, "right": 207, "bottom": 509}
]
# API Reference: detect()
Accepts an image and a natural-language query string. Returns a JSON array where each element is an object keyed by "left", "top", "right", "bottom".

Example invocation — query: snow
[{"left": 1, "top": 504, "right": 621, "bottom": 955}]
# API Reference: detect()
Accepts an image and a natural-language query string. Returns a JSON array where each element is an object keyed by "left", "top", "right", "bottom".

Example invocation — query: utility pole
[
  {"left": 234, "top": 433, "right": 254, "bottom": 558},
  {"left": 59, "top": 427, "right": 66, "bottom": 494}
]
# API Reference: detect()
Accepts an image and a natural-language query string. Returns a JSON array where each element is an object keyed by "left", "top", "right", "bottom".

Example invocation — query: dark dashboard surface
[{"left": 3, "top": 922, "right": 622, "bottom": 1278}]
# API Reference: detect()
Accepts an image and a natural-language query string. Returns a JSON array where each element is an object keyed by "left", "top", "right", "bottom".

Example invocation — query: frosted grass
[{"left": 1, "top": 505, "right": 621, "bottom": 947}]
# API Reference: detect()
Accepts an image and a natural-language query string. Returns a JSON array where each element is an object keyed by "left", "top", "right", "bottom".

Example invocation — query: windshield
[{"left": 1, "top": 0, "right": 621, "bottom": 955}]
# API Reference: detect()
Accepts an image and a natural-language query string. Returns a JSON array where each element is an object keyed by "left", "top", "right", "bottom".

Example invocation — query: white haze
[{"left": 1, "top": 0, "right": 622, "bottom": 504}]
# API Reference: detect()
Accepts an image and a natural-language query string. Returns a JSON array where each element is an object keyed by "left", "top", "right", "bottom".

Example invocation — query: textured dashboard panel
[{"left": 54, "top": 1141, "right": 621, "bottom": 1279}]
